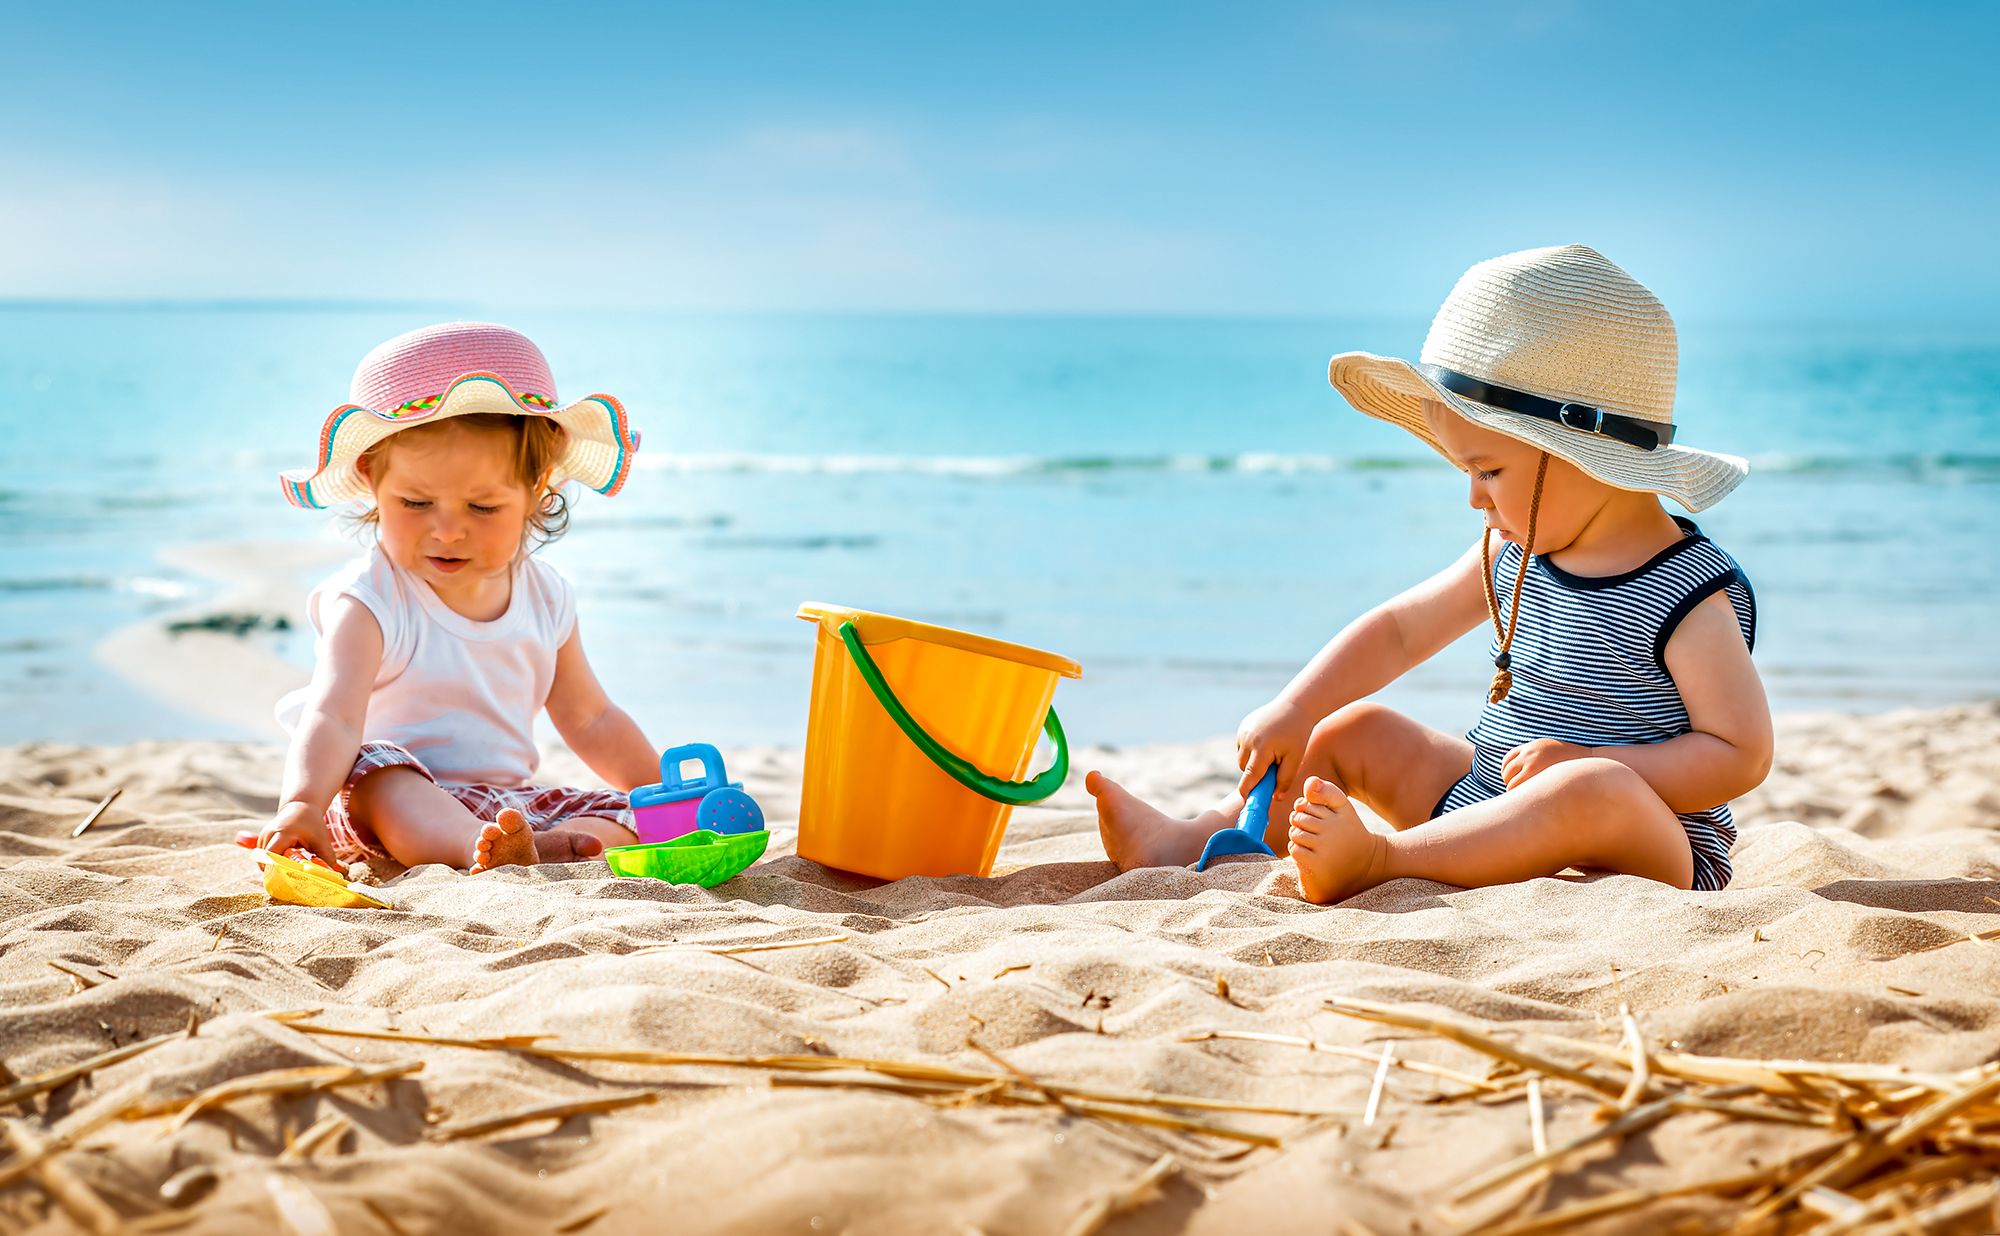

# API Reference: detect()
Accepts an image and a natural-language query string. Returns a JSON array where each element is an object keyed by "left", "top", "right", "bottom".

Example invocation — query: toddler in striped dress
[{"left": 1088, "top": 246, "right": 1772, "bottom": 902}]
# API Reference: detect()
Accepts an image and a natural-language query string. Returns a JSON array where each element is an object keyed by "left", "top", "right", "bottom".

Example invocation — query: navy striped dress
[{"left": 1430, "top": 516, "right": 1757, "bottom": 891}]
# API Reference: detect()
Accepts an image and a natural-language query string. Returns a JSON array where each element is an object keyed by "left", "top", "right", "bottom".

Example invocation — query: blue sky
[{"left": 2, "top": 1, "right": 1994, "bottom": 318}]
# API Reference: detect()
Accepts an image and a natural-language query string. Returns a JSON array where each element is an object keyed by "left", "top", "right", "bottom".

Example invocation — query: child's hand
[
  {"left": 1235, "top": 698, "right": 1316, "bottom": 806},
  {"left": 255, "top": 801, "right": 335, "bottom": 865},
  {"left": 1501, "top": 739, "right": 1594, "bottom": 789}
]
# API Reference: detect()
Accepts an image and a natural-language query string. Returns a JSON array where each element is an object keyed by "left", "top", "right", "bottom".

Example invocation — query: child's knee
[
  {"left": 348, "top": 764, "right": 426, "bottom": 812},
  {"left": 1308, "top": 701, "right": 1398, "bottom": 759},
  {"left": 1307, "top": 701, "right": 1414, "bottom": 789},
  {"left": 347, "top": 765, "right": 438, "bottom": 826},
  {"left": 1543, "top": 758, "right": 1672, "bottom": 822}
]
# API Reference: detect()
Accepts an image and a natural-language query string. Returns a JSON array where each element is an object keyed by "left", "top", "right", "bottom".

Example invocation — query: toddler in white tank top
[{"left": 249, "top": 322, "right": 654, "bottom": 873}]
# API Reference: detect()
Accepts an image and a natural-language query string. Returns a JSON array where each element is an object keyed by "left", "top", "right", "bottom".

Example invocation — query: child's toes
[
  {"left": 1303, "top": 776, "right": 1351, "bottom": 810},
  {"left": 533, "top": 829, "right": 605, "bottom": 863},
  {"left": 470, "top": 809, "right": 537, "bottom": 872}
]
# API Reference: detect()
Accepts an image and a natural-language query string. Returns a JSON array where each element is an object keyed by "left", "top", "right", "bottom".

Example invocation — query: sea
[{"left": 2, "top": 306, "right": 1996, "bottom": 749}]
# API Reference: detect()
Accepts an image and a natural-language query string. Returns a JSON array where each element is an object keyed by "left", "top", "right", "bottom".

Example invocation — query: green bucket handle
[{"left": 837, "top": 621, "right": 1069, "bottom": 806}]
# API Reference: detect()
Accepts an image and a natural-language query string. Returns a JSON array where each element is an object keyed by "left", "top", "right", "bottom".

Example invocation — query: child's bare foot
[
  {"left": 1086, "top": 770, "right": 1221, "bottom": 871},
  {"left": 1288, "top": 776, "right": 1387, "bottom": 904},
  {"left": 533, "top": 829, "right": 605, "bottom": 864},
  {"left": 471, "top": 809, "right": 538, "bottom": 872}
]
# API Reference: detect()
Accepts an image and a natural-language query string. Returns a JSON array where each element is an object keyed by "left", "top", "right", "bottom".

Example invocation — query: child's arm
[
  {"left": 1502, "top": 591, "right": 1772, "bottom": 811},
  {"left": 260, "top": 597, "right": 383, "bottom": 862},
  {"left": 545, "top": 623, "right": 658, "bottom": 792},
  {"left": 1239, "top": 541, "right": 1490, "bottom": 805}
]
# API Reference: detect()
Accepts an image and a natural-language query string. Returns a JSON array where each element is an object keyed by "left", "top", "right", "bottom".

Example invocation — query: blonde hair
[{"left": 352, "top": 414, "right": 571, "bottom": 551}]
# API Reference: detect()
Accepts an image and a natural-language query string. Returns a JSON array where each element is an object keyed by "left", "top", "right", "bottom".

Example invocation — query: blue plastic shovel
[{"left": 1195, "top": 764, "right": 1279, "bottom": 871}]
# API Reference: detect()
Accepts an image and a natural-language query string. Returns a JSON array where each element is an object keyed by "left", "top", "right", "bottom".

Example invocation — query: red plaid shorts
[{"left": 327, "top": 740, "right": 636, "bottom": 864}]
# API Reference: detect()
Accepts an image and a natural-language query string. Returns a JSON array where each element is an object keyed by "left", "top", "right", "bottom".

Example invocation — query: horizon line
[{"left": 1, "top": 297, "right": 1996, "bottom": 331}]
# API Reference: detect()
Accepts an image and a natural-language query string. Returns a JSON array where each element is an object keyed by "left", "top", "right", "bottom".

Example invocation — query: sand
[{"left": 2, "top": 703, "right": 1998, "bottom": 1234}]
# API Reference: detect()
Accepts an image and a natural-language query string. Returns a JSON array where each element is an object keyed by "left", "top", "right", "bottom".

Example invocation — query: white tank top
[{"left": 275, "top": 545, "right": 577, "bottom": 786}]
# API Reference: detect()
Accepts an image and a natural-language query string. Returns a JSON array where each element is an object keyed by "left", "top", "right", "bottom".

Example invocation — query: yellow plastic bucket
[{"left": 795, "top": 603, "right": 1081, "bottom": 879}]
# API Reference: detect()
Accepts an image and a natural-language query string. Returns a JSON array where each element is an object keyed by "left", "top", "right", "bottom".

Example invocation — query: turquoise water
[{"left": 2, "top": 305, "right": 1997, "bottom": 747}]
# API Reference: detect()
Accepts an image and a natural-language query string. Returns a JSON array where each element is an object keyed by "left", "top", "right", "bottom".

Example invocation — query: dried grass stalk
[
  {"left": 1847, "top": 1150, "right": 2000, "bottom": 1201},
  {"left": 0, "top": 1104, "right": 131, "bottom": 1190},
  {"left": 978, "top": 1038, "right": 1284, "bottom": 1146},
  {"left": 264, "top": 1170, "right": 338, "bottom": 1236},
  {"left": 1324, "top": 996, "right": 1635, "bottom": 1101},
  {"left": 1061, "top": 1153, "right": 1178, "bottom": 1236},
  {"left": 1667, "top": 1094, "right": 1835, "bottom": 1128},
  {"left": 1745, "top": 1064, "right": 2000, "bottom": 1222},
  {"left": 556, "top": 1205, "right": 613, "bottom": 1233},
  {"left": 1905, "top": 924, "right": 2000, "bottom": 954},
  {"left": 159, "top": 1163, "right": 221, "bottom": 1207},
  {"left": 425, "top": 1091, "right": 659, "bottom": 1141},
  {"left": 1055, "top": 1096, "right": 1283, "bottom": 1148},
  {"left": 628, "top": 932, "right": 849, "bottom": 957},
  {"left": 1327, "top": 996, "right": 1998, "bottom": 1229},
  {"left": 1528, "top": 1029, "right": 1966, "bottom": 1099},
  {"left": 281, "top": 1021, "right": 1335, "bottom": 1119},
  {"left": 277, "top": 1113, "right": 352, "bottom": 1164},
  {"left": 71, "top": 787, "right": 122, "bottom": 838},
  {"left": 770, "top": 1073, "right": 966, "bottom": 1100},
  {"left": 0, "top": 1118, "right": 123, "bottom": 1235},
  {"left": 46, "top": 958, "right": 117, "bottom": 991},
  {"left": 0, "top": 1027, "right": 183, "bottom": 1109},
  {"left": 1617, "top": 1006, "right": 1651, "bottom": 1110},
  {"left": 1476, "top": 1143, "right": 1842, "bottom": 1236},
  {"left": 768, "top": 1072, "right": 1283, "bottom": 1146},
  {"left": 129, "top": 1060, "right": 423, "bottom": 1133},
  {"left": 1363, "top": 1045, "right": 1394, "bottom": 1128},
  {"left": 1180, "top": 1028, "right": 1499, "bottom": 1091},
  {"left": 1859, "top": 1177, "right": 1999, "bottom": 1234},
  {"left": 362, "top": 1198, "right": 412, "bottom": 1236},
  {"left": 1798, "top": 1184, "right": 1869, "bottom": 1219},
  {"left": 1452, "top": 1084, "right": 1756, "bottom": 1205}
]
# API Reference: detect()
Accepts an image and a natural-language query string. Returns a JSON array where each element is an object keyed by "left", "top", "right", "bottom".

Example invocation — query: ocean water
[{"left": 2, "top": 306, "right": 1997, "bottom": 749}]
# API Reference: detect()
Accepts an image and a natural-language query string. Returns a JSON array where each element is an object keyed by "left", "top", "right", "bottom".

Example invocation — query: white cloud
[
  {"left": 738, "top": 124, "right": 915, "bottom": 176},
  {"left": 0, "top": 128, "right": 1239, "bottom": 312}
]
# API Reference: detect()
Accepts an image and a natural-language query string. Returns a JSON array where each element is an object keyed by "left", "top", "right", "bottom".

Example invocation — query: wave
[
  {"left": 632, "top": 450, "right": 2000, "bottom": 479},
  {"left": 1742, "top": 451, "right": 2000, "bottom": 478},
  {"left": 635, "top": 452, "right": 1438, "bottom": 477},
  {"left": 0, "top": 575, "right": 114, "bottom": 593},
  {"left": 0, "top": 575, "right": 194, "bottom": 598}
]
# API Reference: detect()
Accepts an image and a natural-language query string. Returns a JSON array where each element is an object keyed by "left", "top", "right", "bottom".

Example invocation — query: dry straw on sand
[
  {"left": 6, "top": 994, "right": 1997, "bottom": 1233},
  {"left": 4, "top": 704, "right": 2000, "bottom": 1232}
]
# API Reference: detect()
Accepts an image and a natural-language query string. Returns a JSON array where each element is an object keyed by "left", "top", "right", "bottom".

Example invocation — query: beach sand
[{"left": 3, "top": 701, "right": 1998, "bottom": 1234}]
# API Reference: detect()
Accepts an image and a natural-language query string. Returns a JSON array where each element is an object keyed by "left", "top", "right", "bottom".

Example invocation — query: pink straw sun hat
[{"left": 280, "top": 322, "right": 641, "bottom": 509}]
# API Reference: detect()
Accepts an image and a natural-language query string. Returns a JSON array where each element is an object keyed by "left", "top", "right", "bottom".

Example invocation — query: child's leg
[
  {"left": 349, "top": 767, "right": 500, "bottom": 868},
  {"left": 553, "top": 816, "right": 639, "bottom": 852},
  {"left": 1089, "top": 702, "right": 1472, "bottom": 870},
  {"left": 351, "top": 772, "right": 624, "bottom": 871},
  {"left": 1288, "top": 758, "right": 1694, "bottom": 904}
]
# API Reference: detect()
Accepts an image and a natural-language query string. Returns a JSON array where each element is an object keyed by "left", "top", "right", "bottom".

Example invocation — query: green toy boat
[{"left": 604, "top": 829, "right": 770, "bottom": 888}]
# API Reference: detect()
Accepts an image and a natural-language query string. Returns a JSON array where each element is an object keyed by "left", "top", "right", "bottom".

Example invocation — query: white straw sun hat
[
  {"left": 1327, "top": 244, "right": 1747, "bottom": 512},
  {"left": 280, "top": 322, "right": 640, "bottom": 509}
]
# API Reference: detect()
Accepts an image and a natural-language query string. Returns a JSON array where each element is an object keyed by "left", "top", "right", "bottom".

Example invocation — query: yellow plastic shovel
[{"left": 255, "top": 849, "right": 397, "bottom": 910}]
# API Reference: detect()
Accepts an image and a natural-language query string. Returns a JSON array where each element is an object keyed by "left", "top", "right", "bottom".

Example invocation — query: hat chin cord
[{"left": 1478, "top": 453, "right": 1550, "bottom": 705}]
